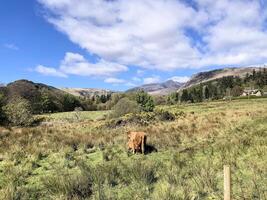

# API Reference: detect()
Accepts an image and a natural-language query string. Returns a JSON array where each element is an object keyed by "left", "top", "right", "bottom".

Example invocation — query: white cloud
[
  {"left": 4, "top": 43, "right": 19, "bottom": 50},
  {"left": 35, "top": 52, "right": 128, "bottom": 78},
  {"left": 35, "top": 65, "right": 67, "bottom": 77},
  {"left": 143, "top": 76, "right": 160, "bottom": 84},
  {"left": 38, "top": 0, "right": 267, "bottom": 71},
  {"left": 169, "top": 76, "right": 190, "bottom": 83},
  {"left": 60, "top": 52, "right": 128, "bottom": 77},
  {"left": 104, "top": 77, "right": 125, "bottom": 84}
]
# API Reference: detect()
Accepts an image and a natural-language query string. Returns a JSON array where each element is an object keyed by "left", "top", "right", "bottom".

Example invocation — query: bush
[
  {"left": 110, "top": 97, "right": 140, "bottom": 118},
  {"left": 155, "top": 110, "right": 175, "bottom": 121},
  {"left": 106, "top": 112, "right": 156, "bottom": 128},
  {"left": 3, "top": 97, "right": 34, "bottom": 126},
  {"left": 136, "top": 90, "right": 155, "bottom": 112}
]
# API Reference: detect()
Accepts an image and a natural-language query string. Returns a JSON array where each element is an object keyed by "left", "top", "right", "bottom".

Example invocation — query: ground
[{"left": 0, "top": 98, "right": 266, "bottom": 199}]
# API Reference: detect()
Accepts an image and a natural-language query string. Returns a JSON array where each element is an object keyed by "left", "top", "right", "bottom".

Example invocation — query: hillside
[
  {"left": 0, "top": 80, "right": 80, "bottom": 113},
  {"left": 181, "top": 66, "right": 266, "bottom": 89},
  {"left": 62, "top": 88, "right": 115, "bottom": 98},
  {"left": 127, "top": 80, "right": 182, "bottom": 95}
]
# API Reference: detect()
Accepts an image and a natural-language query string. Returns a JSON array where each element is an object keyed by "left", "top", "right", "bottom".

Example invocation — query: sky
[{"left": 0, "top": 0, "right": 267, "bottom": 91}]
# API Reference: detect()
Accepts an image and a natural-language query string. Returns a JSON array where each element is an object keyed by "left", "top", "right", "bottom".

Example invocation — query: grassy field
[
  {"left": 39, "top": 110, "right": 110, "bottom": 122},
  {"left": 0, "top": 98, "right": 266, "bottom": 199}
]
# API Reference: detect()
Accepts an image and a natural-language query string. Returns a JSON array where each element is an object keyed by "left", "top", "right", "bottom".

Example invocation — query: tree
[
  {"left": 135, "top": 90, "right": 155, "bottom": 112},
  {"left": 40, "top": 90, "right": 57, "bottom": 113},
  {"left": 3, "top": 97, "right": 34, "bottom": 126},
  {"left": 63, "top": 94, "right": 80, "bottom": 111},
  {"left": 181, "top": 89, "right": 189, "bottom": 102},
  {"left": 204, "top": 86, "right": 210, "bottom": 99},
  {"left": 168, "top": 92, "right": 179, "bottom": 104},
  {"left": 110, "top": 98, "right": 140, "bottom": 118},
  {"left": 252, "top": 69, "right": 256, "bottom": 80},
  {"left": 0, "top": 93, "right": 5, "bottom": 124},
  {"left": 231, "top": 86, "right": 243, "bottom": 97}
]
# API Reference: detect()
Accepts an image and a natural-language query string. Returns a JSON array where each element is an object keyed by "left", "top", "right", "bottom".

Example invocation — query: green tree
[
  {"left": 204, "top": 86, "right": 210, "bottom": 99},
  {"left": 40, "top": 90, "right": 57, "bottom": 113},
  {"left": 0, "top": 93, "right": 5, "bottom": 124},
  {"left": 3, "top": 97, "right": 34, "bottom": 126},
  {"left": 63, "top": 94, "right": 80, "bottom": 111},
  {"left": 110, "top": 97, "right": 140, "bottom": 118},
  {"left": 168, "top": 92, "right": 179, "bottom": 104},
  {"left": 181, "top": 89, "right": 189, "bottom": 102},
  {"left": 231, "top": 85, "right": 243, "bottom": 97},
  {"left": 135, "top": 90, "right": 155, "bottom": 112}
]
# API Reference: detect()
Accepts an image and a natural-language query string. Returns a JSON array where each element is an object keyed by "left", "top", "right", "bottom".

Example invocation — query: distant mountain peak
[
  {"left": 127, "top": 80, "right": 183, "bottom": 95},
  {"left": 62, "top": 88, "right": 116, "bottom": 98}
]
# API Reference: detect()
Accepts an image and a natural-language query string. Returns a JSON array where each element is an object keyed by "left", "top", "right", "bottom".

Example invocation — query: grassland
[
  {"left": 39, "top": 110, "right": 110, "bottom": 122},
  {"left": 0, "top": 98, "right": 266, "bottom": 200}
]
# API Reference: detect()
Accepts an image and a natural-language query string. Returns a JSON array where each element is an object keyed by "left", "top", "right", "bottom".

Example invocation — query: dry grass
[{"left": 0, "top": 98, "right": 266, "bottom": 199}]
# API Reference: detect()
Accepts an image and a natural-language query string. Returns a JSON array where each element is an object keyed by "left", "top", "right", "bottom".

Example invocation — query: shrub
[
  {"left": 110, "top": 97, "right": 140, "bottom": 118},
  {"left": 3, "top": 97, "right": 34, "bottom": 126},
  {"left": 155, "top": 110, "right": 175, "bottom": 121},
  {"left": 136, "top": 90, "right": 155, "bottom": 112},
  {"left": 106, "top": 112, "right": 156, "bottom": 128}
]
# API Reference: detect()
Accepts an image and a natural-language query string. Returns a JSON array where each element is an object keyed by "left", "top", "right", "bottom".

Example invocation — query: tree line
[{"left": 168, "top": 68, "right": 267, "bottom": 104}]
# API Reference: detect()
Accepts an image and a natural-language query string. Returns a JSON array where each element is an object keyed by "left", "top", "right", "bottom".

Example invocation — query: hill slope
[
  {"left": 0, "top": 80, "right": 79, "bottom": 113},
  {"left": 127, "top": 80, "right": 182, "bottom": 95},
  {"left": 181, "top": 66, "right": 266, "bottom": 89},
  {"left": 62, "top": 88, "right": 115, "bottom": 98}
]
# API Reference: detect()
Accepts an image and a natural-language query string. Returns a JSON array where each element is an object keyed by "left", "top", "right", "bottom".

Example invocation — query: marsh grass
[{"left": 0, "top": 98, "right": 266, "bottom": 199}]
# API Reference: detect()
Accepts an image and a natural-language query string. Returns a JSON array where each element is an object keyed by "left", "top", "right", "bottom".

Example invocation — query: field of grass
[
  {"left": 39, "top": 110, "right": 110, "bottom": 122},
  {"left": 0, "top": 98, "right": 266, "bottom": 199}
]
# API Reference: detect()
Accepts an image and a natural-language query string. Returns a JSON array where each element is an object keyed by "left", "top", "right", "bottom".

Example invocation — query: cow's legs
[{"left": 141, "top": 136, "right": 146, "bottom": 154}]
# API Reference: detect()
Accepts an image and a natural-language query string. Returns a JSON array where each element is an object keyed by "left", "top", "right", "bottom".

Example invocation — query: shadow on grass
[{"left": 145, "top": 144, "right": 158, "bottom": 155}]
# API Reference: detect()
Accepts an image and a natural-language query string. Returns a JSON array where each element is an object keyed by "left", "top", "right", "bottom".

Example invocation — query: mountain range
[
  {"left": 126, "top": 80, "right": 183, "bottom": 95},
  {"left": 61, "top": 88, "right": 115, "bottom": 98},
  {"left": 1, "top": 66, "right": 266, "bottom": 100},
  {"left": 127, "top": 66, "right": 266, "bottom": 95}
]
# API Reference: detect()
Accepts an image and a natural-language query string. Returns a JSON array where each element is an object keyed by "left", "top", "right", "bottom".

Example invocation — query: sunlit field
[{"left": 0, "top": 98, "right": 266, "bottom": 200}]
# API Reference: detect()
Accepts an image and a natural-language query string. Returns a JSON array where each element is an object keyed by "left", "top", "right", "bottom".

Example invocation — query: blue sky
[{"left": 1, "top": 0, "right": 267, "bottom": 91}]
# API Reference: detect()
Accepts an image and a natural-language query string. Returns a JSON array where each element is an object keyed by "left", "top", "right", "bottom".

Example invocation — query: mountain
[
  {"left": 62, "top": 88, "right": 116, "bottom": 98},
  {"left": 181, "top": 66, "right": 266, "bottom": 90},
  {"left": 127, "top": 80, "right": 183, "bottom": 95}
]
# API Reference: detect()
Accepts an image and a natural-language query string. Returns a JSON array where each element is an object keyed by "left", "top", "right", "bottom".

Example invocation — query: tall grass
[{"left": 0, "top": 98, "right": 266, "bottom": 199}]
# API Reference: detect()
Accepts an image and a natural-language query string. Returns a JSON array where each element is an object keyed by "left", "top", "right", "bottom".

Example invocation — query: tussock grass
[{"left": 0, "top": 98, "right": 266, "bottom": 199}]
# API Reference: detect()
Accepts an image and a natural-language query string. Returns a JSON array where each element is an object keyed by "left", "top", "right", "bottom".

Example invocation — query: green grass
[
  {"left": 0, "top": 98, "right": 266, "bottom": 199},
  {"left": 39, "top": 110, "right": 110, "bottom": 122}
]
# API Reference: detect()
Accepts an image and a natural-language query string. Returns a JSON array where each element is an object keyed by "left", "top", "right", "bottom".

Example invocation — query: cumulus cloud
[
  {"left": 60, "top": 52, "right": 128, "bottom": 77},
  {"left": 143, "top": 75, "right": 161, "bottom": 84},
  {"left": 35, "top": 52, "right": 128, "bottom": 78},
  {"left": 38, "top": 0, "right": 267, "bottom": 71},
  {"left": 104, "top": 77, "right": 125, "bottom": 84},
  {"left": 35, "top": 65, "right": 67, "bottom": 77},
  {"left": 169, "top": 76, "right": 190, "bottom": 83}
]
